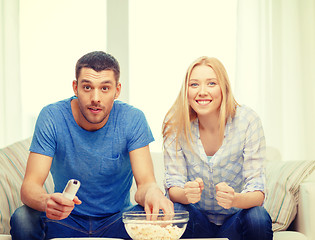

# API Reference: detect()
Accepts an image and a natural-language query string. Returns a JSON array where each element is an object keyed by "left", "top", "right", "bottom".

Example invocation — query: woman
[{"left": 162, "top": 56, "right": 273, "bottom": 239}]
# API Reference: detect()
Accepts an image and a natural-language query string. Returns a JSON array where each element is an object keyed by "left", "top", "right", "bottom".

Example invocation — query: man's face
[{"left": 72, "top": 67, "right": 121, "bottom": 131}]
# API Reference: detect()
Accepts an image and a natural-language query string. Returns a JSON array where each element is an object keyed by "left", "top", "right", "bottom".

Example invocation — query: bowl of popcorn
[{"left": 122, "top": 210, "right": 189, "bottom": 240}]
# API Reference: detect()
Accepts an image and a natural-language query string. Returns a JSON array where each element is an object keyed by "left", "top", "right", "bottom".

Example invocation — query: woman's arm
[
  {"left": 169, "top": 186, "right": 189, "bottom": 204},
  {"left": 241, "top": 108, "right": 266, "bottom": 204},
  {"left": 233, "top": 191, "right": 264, "bottom": 208},
  {"left": 216, "top": 182, "right": 264, "bottom": 209},
  {"left": 169, "top": 177, "right": 204, "bottom": 204}
]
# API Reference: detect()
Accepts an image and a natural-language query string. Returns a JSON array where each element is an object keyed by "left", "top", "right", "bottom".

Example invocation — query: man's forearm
[
  {"left": 21, "top": 180, "right": 50, "bottom": 212},
  {"left": 134, "top": 182, "right": 162, "bottom": 206}
]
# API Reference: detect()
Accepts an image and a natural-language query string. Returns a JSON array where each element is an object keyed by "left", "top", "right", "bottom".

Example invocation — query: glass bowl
[{"left": 122, "top": 210, "right": 189, "bottom": 240}]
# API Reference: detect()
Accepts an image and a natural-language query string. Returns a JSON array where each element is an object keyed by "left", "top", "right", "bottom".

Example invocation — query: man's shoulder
[
  {"left": 43, "top": 97, "right": 72, "bottom": 111},
  {"left": 113, "top": 100, "right": 144, "bottom": 116},
  {"left": 38, "top": 97, "right": 72, "bottom": 121}
]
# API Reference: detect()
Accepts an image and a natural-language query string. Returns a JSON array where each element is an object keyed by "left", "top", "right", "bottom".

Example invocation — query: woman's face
[{"left": 187, "top": 65, "right": 222, "bottom": 117}]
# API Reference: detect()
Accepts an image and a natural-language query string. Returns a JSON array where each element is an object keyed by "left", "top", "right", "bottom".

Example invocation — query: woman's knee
[
  {"left": 243, "top": 206, "right": 273, "bottom": 239},
  {"left": 245, "top": 206, "right": 272, "bottom": 225}
]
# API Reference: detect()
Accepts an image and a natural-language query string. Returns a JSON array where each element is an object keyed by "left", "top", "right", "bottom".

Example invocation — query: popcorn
[
  {"left": 125, "top": 221, "right": 186, "bottom": 240},
  {"left": 122, "top": 211, "right": 189, "bottom": 240}
]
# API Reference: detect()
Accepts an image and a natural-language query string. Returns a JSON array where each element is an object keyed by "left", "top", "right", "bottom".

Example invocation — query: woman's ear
[{"left": 72, "top": 80, "right": 78, "bottom": 97}]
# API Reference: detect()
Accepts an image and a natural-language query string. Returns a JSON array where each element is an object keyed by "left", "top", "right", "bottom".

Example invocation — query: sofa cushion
[
  {"left": 0, "top": 138, "right": 54, "bottom": 234},
  {"left": 264, "top": 160, "right": 315, "bottom": 231},
  {"left": 273, "top": 231, "right": 308, "bottom": 240}
]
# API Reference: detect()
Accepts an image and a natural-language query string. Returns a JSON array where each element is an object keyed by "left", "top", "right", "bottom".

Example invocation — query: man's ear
[
  {"left": 72, "top": 80, "right": 78, "bottom": 97},
  {"left": 115, "top": 82, "right": 122, "bottom": 99}
]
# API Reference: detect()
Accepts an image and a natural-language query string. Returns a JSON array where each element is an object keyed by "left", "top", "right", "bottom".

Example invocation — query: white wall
[
  {"left": 20, "top": 0, "right": 107, "bottom": 139},
  {"left": 12, "top": 1, "right": 315, "bottom": 162},
  {"left": 19, "top": 0, "right": 237, "bottom": 153},
  {"left": 129, "top": 0, "right": 237, "bottom": 152}
]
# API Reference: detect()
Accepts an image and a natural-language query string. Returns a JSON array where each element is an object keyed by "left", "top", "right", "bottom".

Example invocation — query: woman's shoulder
[{"left": 233, "top": 105, "right": 261, "bottom": 125}]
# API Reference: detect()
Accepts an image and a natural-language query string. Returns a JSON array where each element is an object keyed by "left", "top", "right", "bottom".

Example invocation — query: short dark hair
[{"left": 75, "top": 51, "right": 120, "bottom": 82}]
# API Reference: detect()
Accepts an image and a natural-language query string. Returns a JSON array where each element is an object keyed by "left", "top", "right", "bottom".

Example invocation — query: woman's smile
[{"left": 196, "top": 99, "right": 212, "bottom": 105}]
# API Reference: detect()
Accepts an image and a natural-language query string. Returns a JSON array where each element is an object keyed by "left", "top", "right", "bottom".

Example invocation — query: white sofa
[{"left": 1, "top": 138, "right": 315, "bottom": 240}]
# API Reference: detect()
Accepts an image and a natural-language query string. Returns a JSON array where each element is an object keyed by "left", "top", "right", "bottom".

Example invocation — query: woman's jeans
[
  {"left": 175, "top": 203, "right": 273, "bottom": 240},
  {"left": 10, "top": 204, "right": 144, "bottom": 240}
]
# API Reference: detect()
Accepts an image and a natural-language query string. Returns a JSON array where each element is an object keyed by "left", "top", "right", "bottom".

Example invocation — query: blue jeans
[
  {"left": 175, "top": 203, "right": 273, "bottom": 240},
  {"left": 10, "top": 204, "right": 143, "bottom": 240}
]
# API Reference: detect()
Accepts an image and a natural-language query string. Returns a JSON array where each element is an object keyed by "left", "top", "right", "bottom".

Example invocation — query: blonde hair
[{"left": 162, "top": 56, "right": 238, "bottom": 150}]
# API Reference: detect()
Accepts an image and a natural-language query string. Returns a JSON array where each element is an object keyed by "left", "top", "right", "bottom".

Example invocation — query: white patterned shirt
[{"left": 164, "top": 105, "right": 266, "bottom": 225}]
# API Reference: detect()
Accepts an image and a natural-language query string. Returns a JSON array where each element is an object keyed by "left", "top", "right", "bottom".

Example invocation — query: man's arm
[
  {"left": 21, "top": 152, "right": 52, "bottom": 211},
  {"left": 21, "top": 152, "right": 81, "bottom": 220},
  {"left": 129, "top": 145, "right": 174, "bottom": 214}
]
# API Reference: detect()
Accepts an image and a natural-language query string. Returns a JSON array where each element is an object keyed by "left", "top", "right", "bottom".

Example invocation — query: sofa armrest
[
  {"left": 295, "top": 181, "right": 315, "bottom": 240},
  {"left": 0, "top": 138, "right": 54, "bottom": 234}
]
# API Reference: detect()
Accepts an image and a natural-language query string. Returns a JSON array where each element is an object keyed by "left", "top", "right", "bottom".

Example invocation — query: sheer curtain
[
  {"left": 236, "top": 0, "right": 315, "bottom": 161},
  {"left": 0, "top": 0, "right": 22, "bottom": 148}
]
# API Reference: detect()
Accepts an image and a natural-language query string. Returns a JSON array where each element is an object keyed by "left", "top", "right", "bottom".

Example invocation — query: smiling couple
[{"left": 10, "top": 51, "right": 272, "bottom": 240}]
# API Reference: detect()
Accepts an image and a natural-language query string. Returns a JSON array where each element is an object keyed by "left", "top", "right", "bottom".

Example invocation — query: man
[{"left": 10, "top": 51, "right": 173, "bottom": 239}]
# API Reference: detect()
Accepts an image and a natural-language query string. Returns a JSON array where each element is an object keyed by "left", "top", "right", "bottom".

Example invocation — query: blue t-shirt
[{"left": 30, "top": 97, "right": 154, "bottom": 217}]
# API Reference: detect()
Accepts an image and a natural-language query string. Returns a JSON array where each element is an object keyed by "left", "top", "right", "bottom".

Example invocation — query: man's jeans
[
  {"left": 10, "top": 204, "right": 143, "bottom": 240},
  {"left": 175, "top": 203, "right": 273, "bottom": 240}
]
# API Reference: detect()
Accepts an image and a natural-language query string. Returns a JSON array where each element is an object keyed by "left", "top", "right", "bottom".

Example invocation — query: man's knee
[
  {"left": 11, "top": 205, "right": 41, "bottom": 225},
  {"left": 10, "top": 205, "right": 44, "bottom": 239}
]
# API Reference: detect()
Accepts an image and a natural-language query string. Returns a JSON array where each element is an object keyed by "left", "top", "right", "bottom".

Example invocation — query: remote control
[{"left": 62, "top": 179, "right": 80, "bottom": 200}]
